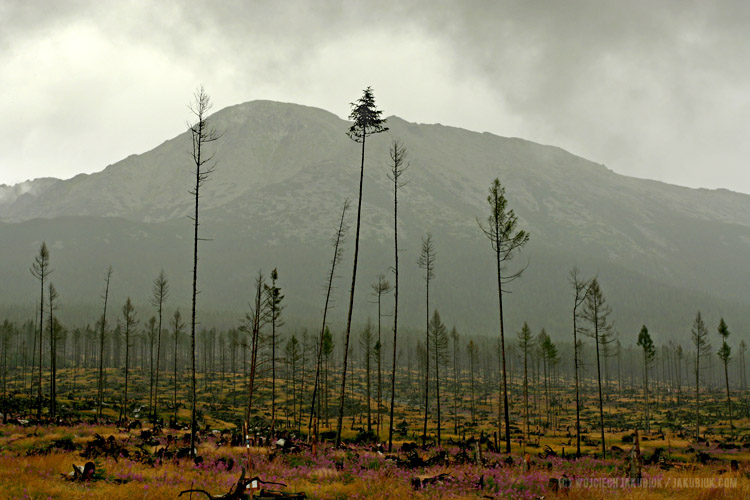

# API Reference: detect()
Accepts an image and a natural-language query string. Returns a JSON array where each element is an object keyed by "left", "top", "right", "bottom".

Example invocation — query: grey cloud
[
  {"left": 3, "top": 0, "right": 750, "bottom": 192},
  {"left": 397, "top": 1, "right": 750, "bottom": 190}
]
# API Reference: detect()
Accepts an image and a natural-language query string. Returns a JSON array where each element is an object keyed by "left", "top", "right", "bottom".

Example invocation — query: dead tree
[
  {"left": 151, "top": 270, "right": 169, "bottom": 421},
  {"left": 30, "top": 242, "right": 51, "bottom": 419},
  {"left": 370, "top": 273, "right": 391, "bottom": 438},
  {"left": 171, "top": 308, "right": 185, "bottom": 423},
  {"left": 178, "top": 467, "right": 302, "bottom": 499},
  {"left": 48, "top": 284, "right": 60, "bottom": 418},
  {"left": 97, "top": 266, "right": 113, "bottom": 421},
  {"left": 387, "top": 139, "right": 408, "bottom": 451},
  {"left": 242, "top": 272, "right": 268, "bottom": 426},
  {"left": 308, "top": 199, "right": 350, "bottom": 440},
  {"left": 188, "top": 85, "right": 219, "bottom": 457},
  {"left": 119, "top": 297, "right": 137, "bottom": 423},
  {"left": 417, "top": 233, "right": 436, "bottom": 447}
]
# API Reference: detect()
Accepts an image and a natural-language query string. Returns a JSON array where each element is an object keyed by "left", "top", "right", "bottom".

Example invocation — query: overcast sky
[{"left": 2, "top": 0, "right": 749, "bottom": 193}]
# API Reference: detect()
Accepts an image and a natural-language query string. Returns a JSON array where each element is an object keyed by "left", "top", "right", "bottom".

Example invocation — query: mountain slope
[{"left": 2, "top": 100, "right": 750, "bottom": 343}]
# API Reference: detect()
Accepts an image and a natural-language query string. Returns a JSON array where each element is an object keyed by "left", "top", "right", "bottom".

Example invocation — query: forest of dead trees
[
  {"left": 2, "top": 86, "right": 748, "bottom": 457},
  {"left": 2, "top": 289, "right": 749, "bottom": 451}
]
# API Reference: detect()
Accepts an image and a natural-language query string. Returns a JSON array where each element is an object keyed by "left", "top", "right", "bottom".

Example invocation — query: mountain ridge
[{"left": 2, "top": 99, "right": 750, "bottom": 344}]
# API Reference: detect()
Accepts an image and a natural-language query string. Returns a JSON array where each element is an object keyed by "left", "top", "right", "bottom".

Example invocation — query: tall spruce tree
[
  {"left": 336, "top": 87, "right": 387, "bottom": 447},
  {"left": 478, "top": 178, "right": 529, "bottom": 453},
  {"left": 582, "top": 278, "right": 612, "bottom": 458},
  {"left": 417, "top": 233, "right": 436, "bottom": 446},
  {"left": 265, "top": 268, "right": 284, "bottom": 436},
  {"left": 691, "top": 311, "right": 709, "bottom": 441},
  {"left": 636, "top": 325, "right": 655, "bottom": 432},
  {"left": 717, "top": 318, "right": 733, "bottom": 438},
  {"left": 30, "top": 242, "right": 51, "bottom": 419}
]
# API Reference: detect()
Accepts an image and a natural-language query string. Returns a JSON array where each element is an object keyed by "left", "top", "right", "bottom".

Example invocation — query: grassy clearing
[
  {"left": 3, "top": 365, "right": 750, "bottom": 498},
  {"left": 1, "top": 421, "right": 750, "bottom": 499}
]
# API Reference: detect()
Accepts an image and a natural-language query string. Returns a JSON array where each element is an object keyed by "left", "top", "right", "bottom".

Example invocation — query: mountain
[
  {"left": 0, "top": 178, "right": 60, "bottom": 211},
  {"left": 2, "top": 100, "right": 750, "bottom": 345}
]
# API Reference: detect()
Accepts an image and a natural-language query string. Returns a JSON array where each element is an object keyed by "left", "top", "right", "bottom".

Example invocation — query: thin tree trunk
[
  {"left": 154, "top": 304, "right": 163, "bottom": 421},
  {"left": 97, "top": 268, "right": 111, "bottom": 421},
  {"left": 37, "top": 276, "right": 44, "bottom": 419},
  {"left": 376, "top": 294, "right": 382, "bottom": 439},
  {"left": 190, "top": 155, "right": 200, "bottom": 458},
  {"left": 336, "top": 135, "right": 366, "bottom": 447},
  {"left": 308, "top": 200, "right": 348, "bottom": 441},
  {"left": 573, "top": 287, "right": 582, "bottom": 457},
  {"left": 366, "top": 340, "right": 371, "bottom": 433},
  {"left": 388, "top": 165, "right": 400, "bottom": 452},
  {"left": 435, "top": 340, "right": 441, "bottom": 445},
  {"left": 494, "top": 224, "right": 511, "bottom": 453},
  {"left": 523, "top": 346, "right": 529, "bottom": 442},
  {"left": 49, "top": 307, "right": 56, "bottom": 418},
  {"left": 594, "top": 325, "right": 606, "bottom": 458},
  {"left": 122, "top": 322, "right": 130, "bottom": 423},
  {"left": 422, "top": 280, "right": 430, "bottom": 447},
  {"left": 724, "top": 358, "right": 732, "bottom": 438},
  {"left": 695, "top": 352, "right": 700, "bottom": 441},
  {"left": 643, "top": 352, "right": 650, "bottom": 433}
]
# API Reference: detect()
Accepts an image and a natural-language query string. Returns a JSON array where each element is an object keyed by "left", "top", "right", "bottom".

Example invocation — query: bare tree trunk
[
  {"left": 97, "top": 267, "right": 112, "bottom": 421},
  {"left": 188, "top": 87, "right": 218, "bottom": 458},
  {"left": 422, "top": 277, "right": 430, "bottom": 447},
  {"left": 594, "top": 326, "right": 606, "bottom": 458},
  {"left": 388, "top": 153, "right": 401, "bottom": 452},
  {"left": 695, "top": 351, "right": 700, "bottom": 441},
  {"left": 434, "top": 339, "right": 441, "bottom": 445},
  {"left": 336, "top": 135, "right": 366, "bottom": 447},
  {"left": 308, "top": 200, "right": 349, "bottom": 441},
  {"left": 494, "top": 235, "right": 511, "bottom": 453},
  {"left": 724, "top": 358, "right": 732, "bottom": 438},
  {"left": 643, "top": 352, "right": 650, "bottom": 433},
  {"left": 48, "top": 292, "right": 56, "bottom": 419}
]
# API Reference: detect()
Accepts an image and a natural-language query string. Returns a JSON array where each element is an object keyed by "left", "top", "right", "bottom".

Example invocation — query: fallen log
[
  {"left": 178, "top": 468, "right": 303, "bottom": 499},
  {"left": 537, "top": 445, "right": 557, "bottom": 459},
  {"left": 63, "top": 461, "right": 96, "bottom": 482},
  {"left": 411, "top": 473, "right": 453, "bottom": 490}
]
